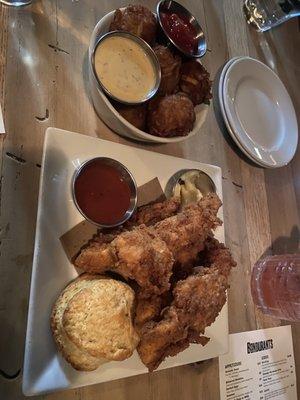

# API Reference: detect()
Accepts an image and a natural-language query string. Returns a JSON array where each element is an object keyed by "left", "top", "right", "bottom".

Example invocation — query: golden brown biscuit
[{"left": 51, "top": 274, "right": 139, "bottom": 371}]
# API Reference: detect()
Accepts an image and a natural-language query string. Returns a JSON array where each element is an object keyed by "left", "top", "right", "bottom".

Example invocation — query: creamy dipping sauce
[{"left": 94, "top": 36, "right": 156, "bottom": 103}]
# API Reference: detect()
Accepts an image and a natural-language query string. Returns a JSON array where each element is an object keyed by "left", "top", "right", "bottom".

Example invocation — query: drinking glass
[
  {"left": 251, "top": 254, "right": 300, "bottom": 321},
  {"left": 244, "top": 0, "right": 300, "bottom": 32}
]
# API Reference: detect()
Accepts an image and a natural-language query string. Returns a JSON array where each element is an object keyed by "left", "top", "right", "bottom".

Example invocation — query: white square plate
[{"left": 23, "top": 128, "right": 227, "bottom": 396}]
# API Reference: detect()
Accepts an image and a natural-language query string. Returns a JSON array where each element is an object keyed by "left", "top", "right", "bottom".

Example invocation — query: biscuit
[{"left": 51, "top": 274, "right": 139, "bottom": 371}]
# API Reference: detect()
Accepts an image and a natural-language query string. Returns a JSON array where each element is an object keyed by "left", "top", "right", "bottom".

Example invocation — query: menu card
[
  {"left": 0, "top": 104, "right": 4, "bottom": 134},
  {"left": 219, "top": 326, "right": 297, "bottom": 400}
]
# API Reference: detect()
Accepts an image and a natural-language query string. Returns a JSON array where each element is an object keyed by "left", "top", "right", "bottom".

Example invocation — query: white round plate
[
  {"left": 218, "top": 58, "right": 269, "bottom": 167},
  {"left": 222, "top": 57, "right": 298, "bottom": 168}
]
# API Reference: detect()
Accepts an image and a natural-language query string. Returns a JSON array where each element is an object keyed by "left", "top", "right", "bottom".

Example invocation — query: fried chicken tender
[
  {"left": 137, "top": 237, "right": 236, "bottom": 371},
  {"left": 76, "top": 226, "right": 174, "bottom": 296},
  {"left": 134, "top": 235, "right": 237, "bottom": 330},
  {"left": 126, "top": 197, "right": 181, "bottom": 228},
  {"left": 174, "top": 270, "right": 228, "bottom": 332},
  {"left": 137, "top": 271, "right": 228, "bottom": 371},
  {"left": 134, "top": 290, "right": 172, "bottom": 329},
  {"left": 197, "top": 236, "right": 236, "bottom": 279},
  {"left": 135, "top": 294, "right": 164, "bottom": 329},
  {"left": 75, "top": 194, "right": 222, "bottom": 295},
  {"left": 155, "top": 194, "right": 222, "bottom": 265},
  {"left": 74, "top": 197, "right": 181, "bottom": 296},
  {"left": 85, "top": 197, "right": 181, "bottom": 250}
]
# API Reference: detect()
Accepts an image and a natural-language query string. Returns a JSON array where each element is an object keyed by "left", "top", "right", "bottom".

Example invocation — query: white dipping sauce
[{"left": 94, "top": 36, "right": 156, "bottom": 103}]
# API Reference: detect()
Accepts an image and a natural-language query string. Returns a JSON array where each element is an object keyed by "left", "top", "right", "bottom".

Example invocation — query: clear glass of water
[
  {"left": 244, "top": 0, "right": 300, "bottom": 32},
  {"left": 0, "top": 0, "right": 32, "bottom": 5}
]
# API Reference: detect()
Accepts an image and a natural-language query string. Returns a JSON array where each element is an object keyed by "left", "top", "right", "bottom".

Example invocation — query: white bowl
[{"left": 88, "top": 9, "right": 209, "bottom": 143}]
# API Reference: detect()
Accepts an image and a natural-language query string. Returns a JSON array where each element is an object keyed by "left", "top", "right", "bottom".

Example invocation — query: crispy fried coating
[
  {"left": 147, "top": 93, "right": 196, "bottom": 138},
  {"left": 87, "top": 197, "right": 181, "bottom": 249},
  {"left": 134, "top": 235, "right": 237, "bottom": 330},
  {"left": 73, "top": 190, "right": 236, "bottom": 371},
  {"left": 126, "top": 197, "right": 181, "bottom": 228},
  {"left": 179, "top": 60, "right": 212, "bottom": 105},
  {"left": 153, "top": 45, "right": 182, "bottom": 95},
  {"left": 197, "top": 236, "right": 236, "bottom": 278},
  {"left": 76, "top": 226, "right": 174, "bottom": 296},
  {"left": 109, "top": 5, "right": 157, "bottom": 45},
  {"left": 137, "top": 236, "right": 236, "bottom": 371},
  {"left": 135, "top": 294, "right": 164, "bottom": 329},
  {"left": 137, "top": 307, "right": 183, "bottom": 370},
  {"left": 75, "top": 194, "right": 221, "bottom": 295},
  {"left": 74, "top": 197, "right": 181, "bottom": 294},
  {"left": 171, "top": 261, "right": 194, "bottom": 283},
  {"left": 134, "top": 290, "right": 172, "bottom": 329},
  {"left": 173, "top": 270, "right": 228, "bottom": 331},
  {"left": 112, "top": 227, "right": 174, "bottom": 295},
  {"left": 137, "top": 270, "right": 228, "bottom": 371},
  {"left": 155, "top": 194, "right": 222, "bottom": 265},
  {"left": 74, "top": 242, "right": 117, "bottom": 272}
]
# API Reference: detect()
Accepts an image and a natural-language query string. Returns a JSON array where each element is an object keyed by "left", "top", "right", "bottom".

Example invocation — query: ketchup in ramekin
[
  {"left": 73, "top": 158, "right": 137, "bottom": 227},
  {"left": 157, "top": 0, "right": 207, "bottom": 58},
  {"left": 160, "top": 12, "right": 198, "bottom": 55}
]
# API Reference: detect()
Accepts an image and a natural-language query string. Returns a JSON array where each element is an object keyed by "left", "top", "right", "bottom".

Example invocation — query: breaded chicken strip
[
  {"left": 126, "top": 197, "right": 181, "bottom": 228},
  {"left": 196, "top": 236, "right": 235, "bottom": 279},
  {"left": 137, "top": 238, "right": 236, "bottom": 371},
  {"left": 155, "top": 194, "right": 222, "bottom": 265},
  {"left": 134, "top": 291, "right": 172, "bottom": 329},
  {"left": 75, "top": 194, "right": 222, "bottom": 295},
  {"left": 76, "top": 226, "right": 174, "bottom": 296},
  {"left": 83, "top": 197, "right": 181, "bottom": 250},
  {"left": 137, "top": 271, "right": 228, "bottom": 371},
  {"left": 134, "top": 236, "right": 236, "bottom": 329}
]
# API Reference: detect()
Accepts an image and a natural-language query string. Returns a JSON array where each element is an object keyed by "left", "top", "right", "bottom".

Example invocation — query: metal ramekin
[
  {"left": 165, "top": 169, "right": 216, "bottom": 200},
  {"left": 91, "top": 31, "right": 161, "bottom": 105},
  {"left": 72, "top": 157, "right": 137, "bottom": 228},
  {"left": 157, "top": 0, "right": 207, "bottom": 58}
]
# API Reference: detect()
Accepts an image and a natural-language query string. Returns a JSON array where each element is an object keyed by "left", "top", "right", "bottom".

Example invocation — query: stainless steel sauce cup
[
  {"left": 91, "top": 31, "right": 161, "bottom": 105},
  {"left": 72, "top": 157, "right": 137, "bottom": 228}
]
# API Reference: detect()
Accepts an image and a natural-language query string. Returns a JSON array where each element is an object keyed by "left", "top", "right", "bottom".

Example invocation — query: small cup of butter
[{"left": 91, "top": 31, "right": 161, "bottom": 105}]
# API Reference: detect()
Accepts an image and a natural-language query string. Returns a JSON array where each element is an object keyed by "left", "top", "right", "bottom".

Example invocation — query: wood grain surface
[{"left": 0, "top": 1, "right": 299, "bottom": 399}]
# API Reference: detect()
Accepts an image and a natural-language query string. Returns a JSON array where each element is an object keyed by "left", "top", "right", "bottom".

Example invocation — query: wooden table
[{"left": 0, "top": 1, "right": 299, "bottom": 399}]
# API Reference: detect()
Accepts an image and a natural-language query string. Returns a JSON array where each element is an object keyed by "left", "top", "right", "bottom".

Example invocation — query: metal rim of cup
[
  {"left": 90, "top": 31, "right": 162, "bottom": 105},
  {"left": 0, "top": 0, "right": 32, "bottom": 5},
  {"left": 156, "top": 0, "right": 207, "bottom": 58},
  {"left": 165, "top": 168, "right": 216, "bottom": 199},
  {"left": 72, "top": 157, "right": 137, "bottom": 228}
]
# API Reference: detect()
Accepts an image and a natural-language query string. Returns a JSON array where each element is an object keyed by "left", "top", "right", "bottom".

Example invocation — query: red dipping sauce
[
  {"left": 74, "top": 159, "right": 132, "bottom": 226},
  {"left": 160, "top": 11, "right": 198, "bottom": 55}
]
